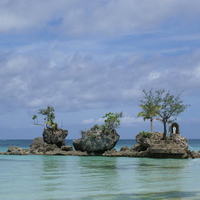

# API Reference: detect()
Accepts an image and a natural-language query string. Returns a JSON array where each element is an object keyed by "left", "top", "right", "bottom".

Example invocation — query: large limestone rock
[
  {"left": 73, "top": 129, "right": 120, "bottom": 154},
  {"left": 145, "top": 134, "right": 189, "bottom": 158},
  {"left": 104, "top": 132, "right": 198, "bottom": 159},
  {"left": 42, "top": 128, "right": 68, "bottom": 148},
  {"left": 135, "top": 132, "right": 188, "bottom": 158}
]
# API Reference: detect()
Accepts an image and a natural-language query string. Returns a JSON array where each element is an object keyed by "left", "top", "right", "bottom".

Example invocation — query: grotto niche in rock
[
  {"left": 73, "top": 112, "right": 123, "bottom": 155},
  {"left": 32, "top": 106, "right": 68, "bottom": 151},
  {"left": 170, "top": 122, "right": 179, "bottom": 135}
]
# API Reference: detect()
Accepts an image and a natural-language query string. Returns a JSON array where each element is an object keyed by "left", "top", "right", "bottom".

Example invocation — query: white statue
[{"left": 173, "top": 126, "right": 176, "bottom": 134}]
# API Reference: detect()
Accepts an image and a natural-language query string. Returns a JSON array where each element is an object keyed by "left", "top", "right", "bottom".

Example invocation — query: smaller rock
[
  {"left": 187, "top": 150, "right": 200, "bottom": 158},
  {"left": 120, "top": 146, "right": 129, "bottom": 151},
  {"left": 30, "top": 137, "right": 60, "bottom": 155},
  {"left": 103, "top": 148, "right": 117, "bottom": 156},
  {"left": 61, "top": 146, "right": 73, "bottom": 151},
  {"left": 130, "top": 144, "right": 141, "bottom": 152},
  {"left": 5, "top": 146, "right": 29, "bottom": 155}
]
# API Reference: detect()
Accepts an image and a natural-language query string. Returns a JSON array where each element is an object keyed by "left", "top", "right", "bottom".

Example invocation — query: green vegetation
[
  {"left": 32, "top": 106, "right": 58, "bottom": 129},
  {"left": 90, "top": 134, "right": 97, "bottom": 139},
  {"left": 86, "top": 112, "right": 123, "bottom": 136},
  {"left": 139, "top": 131, "right": 152, "bottom": 138},
  {"left": 102, "top": 112, "right": 123, "bottom": 130},
  {"left": 90, "top": 124, "right": 100, "bottom": 131},
  {"left": 138, "top": 89, "right": 190, "bottom": 139},
  {"left": 137, "top": 89, "right": 161, "bottom": 133}
]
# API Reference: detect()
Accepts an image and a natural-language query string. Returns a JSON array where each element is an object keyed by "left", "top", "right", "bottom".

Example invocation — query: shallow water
[{"left": 0, "top": 139, "right": 200, "bottom": 200}]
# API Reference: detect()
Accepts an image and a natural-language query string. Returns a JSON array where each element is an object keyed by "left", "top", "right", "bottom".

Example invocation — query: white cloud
[
  {"left": 193, "top": 65, "right": 200, "bottom": 78},
  {"left": 82, "top": 115, "right": 143, "bottom": 128},
  {"left": 82, "top": 118, "right": 94, "bottom": 124},
  {"left": 121, "top": 116, "right": 143, "bottom": 125},
  {"left": 0, "top": 45, "right": 199, "bottom": 113},
  {"left": 82, "top": 118, "right": 103, "bottom": 125},
  {"left": 0, "top": 0, "right": 200, "bottom": 36},
  {"left": 148, "top": 71, "right": 161, "bottom": 80}
]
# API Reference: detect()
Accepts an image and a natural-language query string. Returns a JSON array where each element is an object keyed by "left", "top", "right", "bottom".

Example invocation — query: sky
[{"left": 1, "top": 0, "right": 200, "bottom": 139}]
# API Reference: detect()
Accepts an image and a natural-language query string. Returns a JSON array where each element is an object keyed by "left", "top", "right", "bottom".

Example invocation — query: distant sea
[{"left": 0, "top": 139, "right": 200, "bottom": 200}]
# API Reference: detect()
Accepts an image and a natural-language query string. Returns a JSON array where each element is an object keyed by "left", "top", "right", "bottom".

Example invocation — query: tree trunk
[
  {"left": 150, "top": 118, "right": 154, "bottom": 133},
  {"left": 163, "top": 120, "right": 167, "bottom": 139}
]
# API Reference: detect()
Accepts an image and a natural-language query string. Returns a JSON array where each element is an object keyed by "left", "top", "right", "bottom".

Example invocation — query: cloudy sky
[{"left": 1, "top": 0, "right": 200, "bottom": 139}]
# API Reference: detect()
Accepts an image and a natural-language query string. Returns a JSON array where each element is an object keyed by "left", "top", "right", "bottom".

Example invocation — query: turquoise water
[{"left": 0, "top": 139, "right": 200, "bottom": 200}]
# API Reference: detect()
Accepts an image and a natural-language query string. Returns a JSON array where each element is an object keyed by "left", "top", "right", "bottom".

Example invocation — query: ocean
[{"left": 0, "top": 139, "right": 200, "bottom": 200}]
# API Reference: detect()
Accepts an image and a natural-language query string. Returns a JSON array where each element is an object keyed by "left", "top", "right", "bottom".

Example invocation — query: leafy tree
[
  {"left": 32, "top": 106, "right": 58, "bottom": 129},
  {"left": 102, "top": 112, "right": 123, "bottom": 131},
  {"left": 154, "top": 89, "right": 190, "bottom": 138},
  {"left": 86, "top": 112, "right": 123, "bottom": 136},
  {"left": 137, "top": 89, "right": 161, "bottom": 133},
  {"left": 38, "top": 106, "right": 55, "bottom": 127}
]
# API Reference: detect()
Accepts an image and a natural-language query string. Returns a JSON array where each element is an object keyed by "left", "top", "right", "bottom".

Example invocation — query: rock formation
[
  {"left": 103, "top": 132, "right": 200, "bottom": 159},
  {"left": 29, "top": 137, "right": 86, "bottom": 155},
  {"left": 4, "top": 146, "right": 29, "bottom": 155},
  {"left": 3, "top": 128, "right": 200, "bottom": 158},
  {"left": 42, "top": 128, "right": 68, "bottom": 148},
  {"left": 73, "top": 129, "right": 120, "bottom": 155},
  {"left": 135, "top": 132, "right": 189, "bottom": 158},
  {"left": 5, "top": 128, "right": 75, "bottom": 155},
  {"left": 30, "top": 137, "right": 61, "bottom": 155},
  {"left": 27, "top": 128, "right": 69, "bottom": 154},
  {"left": 29, "top": 127, "right": 77, "bottom": 155}
]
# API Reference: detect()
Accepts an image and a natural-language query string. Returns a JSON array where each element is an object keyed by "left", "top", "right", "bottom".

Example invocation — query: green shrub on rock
[
  {"left": 81, "top": 112, "right": 123, "bottom": 138},
  {"left": 139, "top": 131, "right": 152, "bottom": 138}
]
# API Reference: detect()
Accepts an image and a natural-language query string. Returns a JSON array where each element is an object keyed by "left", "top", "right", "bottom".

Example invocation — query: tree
[
  {"left": 102, "top": 112, "right": 123, "bottom": 130},
  {"left": 154, "top": 89, "right": 190, "bottom": 138},
  {"left": 137, "top": 89, "right": 160, "bottom": 133},
  {"left": 88, "top": 112, "right": 123, "bottom": 135},
  {"left": 32, "top": 106, "right": 58, "bottom": 129}
]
